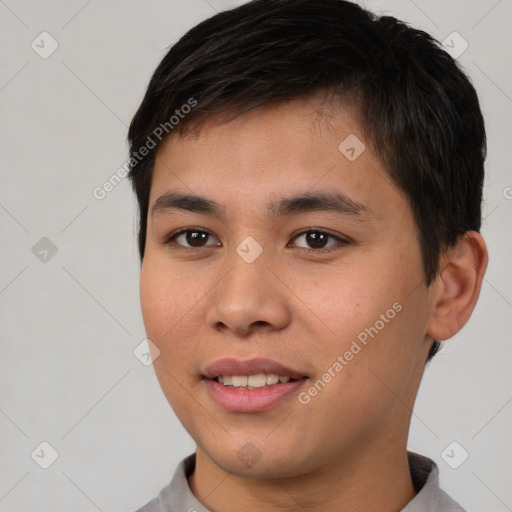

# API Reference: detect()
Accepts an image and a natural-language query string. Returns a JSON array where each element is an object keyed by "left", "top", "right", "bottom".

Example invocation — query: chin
[{"left": 203, "top": 440, "right": 312, "bottom": 480}]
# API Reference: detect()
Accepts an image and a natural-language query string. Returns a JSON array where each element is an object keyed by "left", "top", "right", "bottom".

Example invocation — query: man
[{"left": 128, "top": 1, "right": 488, "bottom": 510}]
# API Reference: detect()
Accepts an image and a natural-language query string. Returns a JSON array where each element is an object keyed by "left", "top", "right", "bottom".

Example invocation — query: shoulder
[
  {"left": 435, "top": 488, "right": 468, "bottom": 512},
  {"left": 405, "top": 451, "right": 467, "bottom": 512},
  {"left": 135, "top": 496, "right": 163, "bottom": 512},
  {"left": 133, "top": 479, "right": 175, "bottom": 512},
  {"left": 133, "top": 453, "right": 208, "bottom": 512}
]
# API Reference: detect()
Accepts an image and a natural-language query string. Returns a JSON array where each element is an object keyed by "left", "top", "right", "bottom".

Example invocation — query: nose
[{"left": 205, "top": 249, "right": 291, "bottom": 337}]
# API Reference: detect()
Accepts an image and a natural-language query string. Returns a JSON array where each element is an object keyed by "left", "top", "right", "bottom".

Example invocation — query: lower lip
[{"left": 203, "top": 378, "right": 308, "bottom": 413}]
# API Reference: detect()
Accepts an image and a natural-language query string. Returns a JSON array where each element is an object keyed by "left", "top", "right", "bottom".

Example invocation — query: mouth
[
  {"left": 211, "top": 373, "right": 304, "bottom": 389},
  {"left": 202, "top": 357, "right": 309, "bottom": 412},
  {"left": 202, "top": 357, "right": 309, "bottom": 384}
]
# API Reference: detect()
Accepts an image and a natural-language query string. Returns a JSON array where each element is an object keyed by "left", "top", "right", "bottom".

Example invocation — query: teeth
[
  {"left": 217, "top": 373, "right": 294, "bottom": 388},
  {"left": 248, "top": 374, "right": 266, "bottom": 387},
  {"left": 231, "top": 375, "right": 248, "bottom": 387},
  {"left": 266, "top": 374, "right": 280, "bottom": 385}
]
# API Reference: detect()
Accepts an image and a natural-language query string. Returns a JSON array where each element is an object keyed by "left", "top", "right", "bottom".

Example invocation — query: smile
[{"left": 214, "top": 373, "right": 296, "bottom": 389}]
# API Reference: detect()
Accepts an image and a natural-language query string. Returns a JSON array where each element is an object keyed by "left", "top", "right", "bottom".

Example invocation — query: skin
[{"left": 140, "top": 97, "right": 488, "bottom": 512}]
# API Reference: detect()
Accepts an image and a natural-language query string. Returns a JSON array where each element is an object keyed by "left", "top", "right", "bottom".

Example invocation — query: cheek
[
  {"left": 140, "top": 255, "right": 220, "bottom": 370},
  {"left": 140, "top": 261, "right": 168, "bottom": 338},
  {"left": 290, "top": 254, "right": 429, "bottom": 382},
  {"left": 300, "top": 297, "right": 429, "bottom": 445},
  {"left": 139, "top": 259, "right": 204, "bottom": 407},
  {"left": 287, "top": 261, "right": 400, "bottom": 346},
  {"left": 140, "top": 258, "right": 195, "bottom": 343}
]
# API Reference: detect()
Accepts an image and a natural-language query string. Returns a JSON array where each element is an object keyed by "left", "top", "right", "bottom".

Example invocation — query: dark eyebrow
[
  {"left": 267, "top": 191, "right": 368, "bottom": 218},
  {"left": 152, "top": 191, "right": 370, "bottom": 219},
  {"left": 152, "top": 192, "right": 224, "bottom": 217}
]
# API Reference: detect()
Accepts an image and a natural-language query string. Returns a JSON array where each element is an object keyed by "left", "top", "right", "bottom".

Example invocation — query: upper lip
[{"left": 203, "top": 357, "right": 308, "bottom": 380}]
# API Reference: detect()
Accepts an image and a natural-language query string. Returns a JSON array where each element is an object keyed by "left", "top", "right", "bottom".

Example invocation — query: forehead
[
  {"left": 150, "top": 98, "right": 407, "bottom": 222},
  {"left": 170, "top": 96, "right": 364, "bottom": 164}
]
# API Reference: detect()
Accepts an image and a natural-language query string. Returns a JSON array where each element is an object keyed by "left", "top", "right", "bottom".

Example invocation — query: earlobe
[{"left": 426, "top": 231, "right": 488, "bottom": 341}]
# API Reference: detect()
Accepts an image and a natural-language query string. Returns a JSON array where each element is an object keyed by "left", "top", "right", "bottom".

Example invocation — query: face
[{"left": 140, "top": 98, "right": 435, "bottom": 479}]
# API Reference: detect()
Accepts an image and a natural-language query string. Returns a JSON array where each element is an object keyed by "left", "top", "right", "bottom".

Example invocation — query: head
[{"left": 128, "top": 0, "right": 487, "bottom": 480}]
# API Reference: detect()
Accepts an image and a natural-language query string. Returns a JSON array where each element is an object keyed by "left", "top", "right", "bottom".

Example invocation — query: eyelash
[{"left": 163, "top": 228, "right": 349, "bottom": 253}]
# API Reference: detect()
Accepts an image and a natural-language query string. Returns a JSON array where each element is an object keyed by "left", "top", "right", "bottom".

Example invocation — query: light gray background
[{"left": 0, "top": 0, "right": 511, "bottom": 510}]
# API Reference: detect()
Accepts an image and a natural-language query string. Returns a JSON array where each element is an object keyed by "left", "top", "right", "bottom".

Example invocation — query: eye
[
  {"left": 164, "top": 227, "right": 348, "bottom": 253},
  {"left": 165, "top": 228, "right": 221, "bottom": 248},
  {"left": 289, "top": 229, "right": 348, "bottom": 252}
]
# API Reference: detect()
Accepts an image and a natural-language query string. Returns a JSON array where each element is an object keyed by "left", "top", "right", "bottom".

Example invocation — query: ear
[{"left": 426, "top": 231, "right": 488, "bottom": 341}]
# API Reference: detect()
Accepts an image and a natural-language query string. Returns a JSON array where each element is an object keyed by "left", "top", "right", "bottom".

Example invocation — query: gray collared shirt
[{"left": 135, "top": 451, "right": 466, "bottom": 512}]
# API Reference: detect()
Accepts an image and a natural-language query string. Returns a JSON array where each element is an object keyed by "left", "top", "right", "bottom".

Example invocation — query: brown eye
[
  {"left": 304, "top": 231, "right": 329, "bottom": 249},
  {"left": 167, "top": 229, "right": 220, "bottom": 248},
  {"left": 291, "top": 229, "right": 347, "bottom": 251}
]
